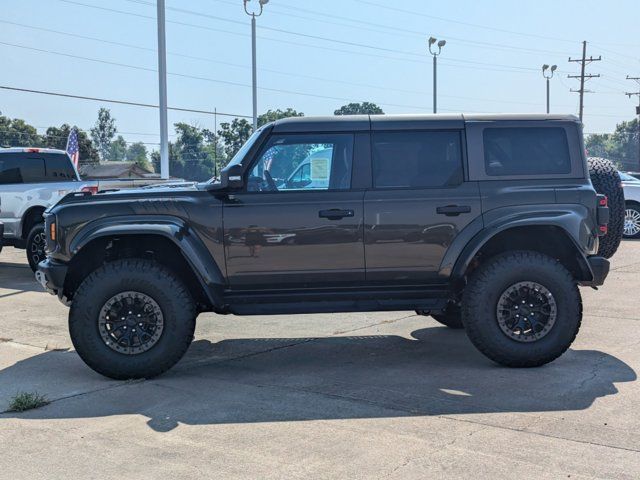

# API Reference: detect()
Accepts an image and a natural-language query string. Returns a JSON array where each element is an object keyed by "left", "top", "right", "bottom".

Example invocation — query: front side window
[
  {"left": 483, "top": 127, "right": 571, "bottom": 176},
  {"left": 247, "top": 134, "right": 353, "bottom": 192},
  {"left": 372, "top": 131, "right": 463, "bottom": 189}
]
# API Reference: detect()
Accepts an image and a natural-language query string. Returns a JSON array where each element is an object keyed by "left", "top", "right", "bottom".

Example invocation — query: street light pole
[
  {"left": 542, "top": 64, "right": 557, "bottom": 114},
  {"left": 244, "top": 0, "right": 268, "bottom": 131},
  {"left": 428, "top": 37, "right": 446, "bottom": 114},
  {"left": 157, "top": 0, "right": 169, "bottom": 179}
]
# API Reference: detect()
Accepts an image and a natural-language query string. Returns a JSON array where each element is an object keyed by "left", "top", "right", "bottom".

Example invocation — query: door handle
[
  {"left": 319, "top": 209, "right": 355, "bottom": 220},
  {"left": 436, "top": 205, "right": 471, "bottom": 216}
]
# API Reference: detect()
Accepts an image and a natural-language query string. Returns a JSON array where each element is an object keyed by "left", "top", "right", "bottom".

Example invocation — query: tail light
[
  {"left": 81, "top": 186, "right": 99, "bottom": 195},
  {"left": 596, "top": 194, "right": 609, "bottom": 237}
]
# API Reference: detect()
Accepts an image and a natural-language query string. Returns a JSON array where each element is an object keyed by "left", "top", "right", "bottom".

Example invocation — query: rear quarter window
[{"left": 483, "top": 127, "right": 571, "bottom": 176}]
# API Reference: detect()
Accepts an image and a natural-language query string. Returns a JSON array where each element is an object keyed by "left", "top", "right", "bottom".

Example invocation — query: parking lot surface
[{"left": 1, "top": 243, "right": 639, "bottom": 479}]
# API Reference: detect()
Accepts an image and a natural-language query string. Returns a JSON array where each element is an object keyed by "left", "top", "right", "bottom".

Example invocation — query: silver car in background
[
  {"left": 0, "top": 147, "right": 97, "bottom": 270},
  {"left": 620, "top": 171, "right": 640, "bottom": 239}
]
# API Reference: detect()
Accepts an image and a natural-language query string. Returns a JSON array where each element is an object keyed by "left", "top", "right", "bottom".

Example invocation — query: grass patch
[{"left": 8, "top": 392, "right": 49, "bottom": 412}]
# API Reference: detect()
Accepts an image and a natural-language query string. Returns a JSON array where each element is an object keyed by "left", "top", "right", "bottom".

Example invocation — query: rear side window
[
  {"left": 372, "top": 131, "right": 463, "bottom": 188},
  {"left": 0, "top": 153, "right": 76, "bottom": 184},
  {"left": 483, "top": 127, "right": 571, "bottom": 176},
  {"left": 43, "top": 153, "right": 77, "bottom": 181},
  {"left": 0, "top": 154, "right": 46, "bottom": 184}
]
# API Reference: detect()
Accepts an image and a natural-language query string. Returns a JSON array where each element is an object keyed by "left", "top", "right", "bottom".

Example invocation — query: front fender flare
[{"left": 70, "top": 215, "right": 225, "bottom": 306}]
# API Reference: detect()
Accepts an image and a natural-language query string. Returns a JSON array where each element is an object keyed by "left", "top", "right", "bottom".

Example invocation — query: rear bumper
[
  {"left": 581, "top": 255, "right": 610, "bottom": 287},
  {"left": 35, "top": 258, "right": 70, "bottom": 305}
]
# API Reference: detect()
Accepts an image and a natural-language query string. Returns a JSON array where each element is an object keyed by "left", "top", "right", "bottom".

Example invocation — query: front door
[
  {"left": 364, "top": 129, "right": 482, "bottom": 284},
  {"left": 223, "top": 133, "right": 365, "bottom": 289}
]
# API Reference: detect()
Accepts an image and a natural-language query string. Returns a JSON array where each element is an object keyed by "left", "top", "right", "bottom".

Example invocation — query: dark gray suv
[{"left": 36, "top": 114, "right": 610, "bottom": 379}]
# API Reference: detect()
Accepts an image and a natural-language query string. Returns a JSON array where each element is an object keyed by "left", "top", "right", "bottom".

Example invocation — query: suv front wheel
[
  {"left": 69, "top": 259, "right": 196, "bottom": 379},
  {"left": 461, "top": 251, "right": 582, "bottom": 367}
]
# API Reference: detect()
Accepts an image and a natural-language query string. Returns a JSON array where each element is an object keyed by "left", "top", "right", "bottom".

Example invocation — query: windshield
[
  {"left": 619, "top": 171, "right": 640, "bottom": 182},
  {"left": 207, "top": 127, "right": 264, "bottom": 183}
]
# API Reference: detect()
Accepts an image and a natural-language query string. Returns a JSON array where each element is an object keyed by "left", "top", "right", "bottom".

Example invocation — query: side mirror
[{"left": 221, "top": 164, "right": 244, "bottom": 190}]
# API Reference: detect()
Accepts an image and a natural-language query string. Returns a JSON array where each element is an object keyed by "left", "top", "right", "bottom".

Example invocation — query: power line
[
  {"left": 55, "top": 0, "right": 564, "bottom": 74},
  {"left": 0, "top": 85, "right": 252, "bottom": 118}
]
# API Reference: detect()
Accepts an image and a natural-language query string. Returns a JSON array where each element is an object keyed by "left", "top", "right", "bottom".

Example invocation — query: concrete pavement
[{"left": 1, "top": 244, "right": 639, "bottom": 479}]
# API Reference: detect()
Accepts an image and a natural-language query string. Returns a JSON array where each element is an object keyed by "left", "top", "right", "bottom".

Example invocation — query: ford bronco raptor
[{"left": 36, "top": 114, "right": 610, "bottom": 379}]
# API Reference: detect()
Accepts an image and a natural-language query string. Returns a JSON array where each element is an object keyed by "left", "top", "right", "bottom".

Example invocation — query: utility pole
[
  {"left": 428, "top": 37, "right": 446, "bottom": 114},
  {"left": 568, "top": 41, "right": 601, "bottom": 122},
  {"left": 542, "top": 64, "right": 557, "bottom": 114},
  {"left": 156, "top": 0, "right": 169, "bottom": 179},
  {"left": 626, "top": 75, "right": 640, "bottom": 171},
  {"left": 243, "top": 0, "right": 269, "bottom": 131}
]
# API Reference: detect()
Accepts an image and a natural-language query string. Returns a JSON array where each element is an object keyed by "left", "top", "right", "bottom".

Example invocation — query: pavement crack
[{"left": 332, "top": 314, "right": 416, "bottom": 335}]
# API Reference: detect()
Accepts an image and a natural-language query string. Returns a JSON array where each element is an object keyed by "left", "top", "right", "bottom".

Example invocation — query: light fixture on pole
[
  {"left": 428, "top": 37, "right": 446, "bottom": 114},
  {"left": 542, "top": 64, "right": 557, "bottom": 114},
  {"left": 243, "top": 0, "right": 269, "bottom": 131}
]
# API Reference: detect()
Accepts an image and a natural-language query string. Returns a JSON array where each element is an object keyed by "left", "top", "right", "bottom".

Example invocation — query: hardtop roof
[{"left": 271, "top": 113, "right": 580, "bottom": 133}]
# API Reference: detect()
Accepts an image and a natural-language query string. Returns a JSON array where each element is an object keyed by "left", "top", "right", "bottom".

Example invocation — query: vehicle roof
[
  {"left": 0, "top": 147, "right": 68, "bottom": 155},
  {"left": 272, "top": 113, "right": 580, "bottom": 133}
]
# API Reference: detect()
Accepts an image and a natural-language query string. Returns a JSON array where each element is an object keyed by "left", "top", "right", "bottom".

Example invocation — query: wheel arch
[
  {"left": 64, "top": 219, "right": 225, "bottom": 309},
  {"left": 21, "top": 205, "right": 47, "bottom": 239},
  {"left": 451, "top": 223, "right": 593, "bottom": 286}
]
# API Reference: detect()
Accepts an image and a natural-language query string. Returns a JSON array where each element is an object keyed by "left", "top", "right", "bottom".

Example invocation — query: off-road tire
[
  {"left": 461, "top": 251, "right": 582, "bottom": 368},
  {"left": 588, "top": 157, "right": 624, "bottom": 258},
  {"left": 416, "top": 305, "right": 464, "bottom": 329},
  {"left": 69, "top": 259, "right": 196, "bottom": 380},
  {"left": 26, "top": 223, "right": 46, "bottom": 272}
]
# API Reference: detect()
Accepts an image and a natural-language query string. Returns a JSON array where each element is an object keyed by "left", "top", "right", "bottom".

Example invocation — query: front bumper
[
  {"left": 582, "top": 255, "right": 610, "bottom": 287},
  {"left": 35, "top": 258, "right": 70, "bottom": 305}
]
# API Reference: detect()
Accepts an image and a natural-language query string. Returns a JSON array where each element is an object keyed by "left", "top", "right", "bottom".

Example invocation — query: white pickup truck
[{"left": 0, "top": 147, "right": 97, "bottom": 270}]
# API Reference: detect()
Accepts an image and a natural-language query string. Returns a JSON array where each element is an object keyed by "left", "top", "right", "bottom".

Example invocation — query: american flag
[{"left": 66, "top": 128, "right": 80, "bottom": 167}]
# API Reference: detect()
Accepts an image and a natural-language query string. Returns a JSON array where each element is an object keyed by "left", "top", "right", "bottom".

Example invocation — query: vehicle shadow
[
  {"left": 1, "top": 327, "right": 635, "bottom": 431},
  {"left": 0, "top": 258, "right": 41, "bottom": 294}
]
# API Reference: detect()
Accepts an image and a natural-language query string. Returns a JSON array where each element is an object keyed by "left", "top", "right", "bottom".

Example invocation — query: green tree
[
  {"left": 217, "top": 118, "right": 253, "bottom": 160},
  {"left": 258, "top": 108, "right": 304, "bottom": 126},
  {"left": 216, "top": 109, "right": 304, "bottom": 161},
  {"left": 586, "top": 118, "right": 639, "bottom": 169},
  {"left": 152, "top": 123, "right": 221, "bottom": 181},
  {"left": 334, "top": 102, "right": 384, "bottom": 115},
  {"left": 0, "top": 114, "right": 42, "bottom": 146},
  {"left": 90, "top": 108, "right": 117, "bottom": 160},
  {"left": 126, "top": 142, "right": 150, "bottom": 170},
  {"left": 44, "top": 124, "right": 99, "bottom": 166},
  {"left": 108, "top": 135, "right": 127, "bottom": 161}
]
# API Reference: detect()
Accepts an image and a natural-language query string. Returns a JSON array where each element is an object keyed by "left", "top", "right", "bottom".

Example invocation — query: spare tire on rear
[{"left": 587, "top": 157, "right": 625, "bottom": 259}]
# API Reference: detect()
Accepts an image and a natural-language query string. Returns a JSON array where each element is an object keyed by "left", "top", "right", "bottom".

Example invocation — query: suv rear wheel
[
  {"left": 461, "top": 251, "right": 582, "bottom": 367},
  {"left": 69, "top": 259, "right": 196, "bottom": 379},
  {"left": 26, "top": 223, "right": 46, "bottom": 272}
]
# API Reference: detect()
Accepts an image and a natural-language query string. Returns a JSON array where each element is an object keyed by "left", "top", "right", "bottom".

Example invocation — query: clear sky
[{"left": 1, "top": 0, "right": 639, "bottom": 150}]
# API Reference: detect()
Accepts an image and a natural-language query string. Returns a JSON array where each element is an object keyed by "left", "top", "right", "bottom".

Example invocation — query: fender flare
[
  {"left": 70, "top": 215, "right": 225, "bottom": 306},
  {"left": 444, "top": 205, "right": 594, "bottom": 282}
]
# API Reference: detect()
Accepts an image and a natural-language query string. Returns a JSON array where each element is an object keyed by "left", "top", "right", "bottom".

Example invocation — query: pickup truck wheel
[
  {"left": 69, "top": 259, "right": 196, "bottom": 380},
  {"left": 26, "top": 223, "right": 46, "bottom": 272},
  {"left": 462, "top": 251, "right": 582, "bottom": 368}
]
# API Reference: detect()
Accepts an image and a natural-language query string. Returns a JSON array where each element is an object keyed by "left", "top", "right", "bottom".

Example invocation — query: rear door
[
  {"left": 223, "top": 132, "right": 366, "bottom": 289},
  {"left": 364, "top": 126, "right": 482, "bottom": 284}
]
